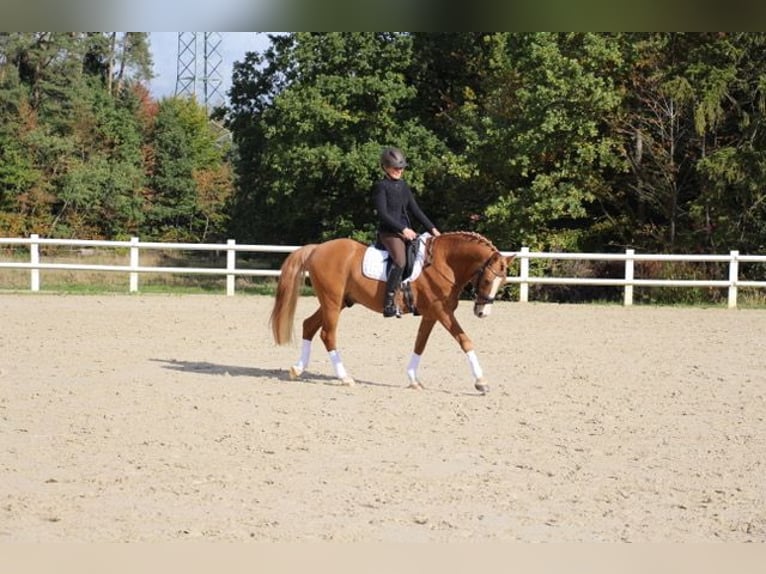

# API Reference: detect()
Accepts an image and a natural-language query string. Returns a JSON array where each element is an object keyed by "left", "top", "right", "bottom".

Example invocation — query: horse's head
[
  {"left": 472, "top": 251, "right": 515, "bottom": 318},
  {"left": 427, "top": 232, "right": 514, "bottom": 318}
]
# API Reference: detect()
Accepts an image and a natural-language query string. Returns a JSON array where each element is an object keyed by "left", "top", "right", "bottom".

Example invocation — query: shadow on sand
[
  {"left": 151, "top": 358, "right": 482, "bottom": 395},
  {"left": 151, "top": 358, "right": 387, "bottom": 388}
]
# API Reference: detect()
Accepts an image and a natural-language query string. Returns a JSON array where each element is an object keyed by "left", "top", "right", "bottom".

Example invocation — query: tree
[
  {"left": 82, "top": 33, "right": 153, "bottom": 96},
  {"left": 606, "top": 33, "right": 766, "bottom": 253},
  {"left": 0, "top": 32, "right": 166, "bottom": 239},
  {"left": 689, "top": 33, "right": 766, "bottom": 253},
  {"left": 146, "top": 97, "right": 233, "bottom": 241},
  {"left": 0, "top": 33, "right": 87, "bottom": 235},
  {"left": 56, "top": 81, "right": 147, "bottom": 237},
  {"left": 407, "top": 33, "right": 509, "bottom": 233},
  {"left": 0, "top": 44, "right": 44, "bottom": 235},
  {"left": 225, "top": 32, "right": 448, "bottom": 245},
  {"left": 475, "top": 33, "right": 625, "bottom": 251}
]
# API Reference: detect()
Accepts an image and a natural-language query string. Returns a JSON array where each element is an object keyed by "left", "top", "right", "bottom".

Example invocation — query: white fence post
[
  {"left": 30, "top": 233, "right": 40, "bottom": 292},
  {"left": 226, "top": 239, "right": 236, "bottom": 296},
  {"left": 519, "top": 246, "right": 530, "bottom": 303},
  {"left": 624, "top": 249, "right": 635, "bottom": 306},
  {"left": 129, "top": 237, "right": 139, "bottom": 293},
  {"left": 728, "top": 250, "right": 739, "bottom": 308}
]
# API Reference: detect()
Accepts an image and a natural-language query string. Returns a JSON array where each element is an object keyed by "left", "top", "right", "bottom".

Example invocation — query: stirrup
[
  {"left": 383, "top": 304, "right": 401, "bottom": 318},
  {"left": 383, "top": 289, "right": 401, "bottom": 318},
  {"left": 402, "top": 283, "right": 418, "bottom": 316}
]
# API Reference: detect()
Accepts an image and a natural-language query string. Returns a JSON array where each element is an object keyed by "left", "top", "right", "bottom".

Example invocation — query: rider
[{"left": 371, "top": 147, "right": 441, "bottom": 318}]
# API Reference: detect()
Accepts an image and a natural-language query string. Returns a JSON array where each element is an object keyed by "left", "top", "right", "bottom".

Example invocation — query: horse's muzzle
[{"left": 474, "top": 298, "right": 494, "bottom": 318}]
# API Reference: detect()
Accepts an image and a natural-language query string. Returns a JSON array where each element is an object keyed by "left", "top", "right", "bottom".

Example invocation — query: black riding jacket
[{"left": 371, "top": 177, "right": 435, "bottom": 235}]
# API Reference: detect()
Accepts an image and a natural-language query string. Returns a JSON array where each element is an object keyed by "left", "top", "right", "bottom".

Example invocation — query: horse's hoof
[
  {"left": 407, "top": 380, "right": 425, "bottom": 390},
  {"left": 289, "top": 365, "right": 303, "bottom": 380},
  {"left": 340, "top": 376, "right": 356, "bottom": 386},
  {"left": 474, "top": 379, "right": 489, "bottom": 394}
]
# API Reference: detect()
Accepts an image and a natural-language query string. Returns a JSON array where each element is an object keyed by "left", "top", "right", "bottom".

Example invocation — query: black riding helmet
[{"left": 380, "top": 147, "right": 407, "bottom": 169}]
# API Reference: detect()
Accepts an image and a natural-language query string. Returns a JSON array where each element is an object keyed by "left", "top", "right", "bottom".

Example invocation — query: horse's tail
[{"left": 270, "top": 244, "right": 318, "bottom": 345}]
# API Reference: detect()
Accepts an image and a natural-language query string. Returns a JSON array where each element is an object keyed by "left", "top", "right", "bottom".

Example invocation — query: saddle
[
  {"left": 362, "top": 234, "right": 431, "bottom": 315},
  {"left": 375, "top": 237, "right": 419, "bottom": 280},
  {"left": 362, "top": 233, "right": 430, "bottom": 283}
]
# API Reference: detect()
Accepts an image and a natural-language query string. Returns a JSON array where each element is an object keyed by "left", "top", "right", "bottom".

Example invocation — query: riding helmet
[{"left": 380, "top": 147, "right": 407, "bottom": 169}]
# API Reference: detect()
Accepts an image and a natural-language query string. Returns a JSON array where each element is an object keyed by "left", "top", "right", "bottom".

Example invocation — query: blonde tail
[{"left": 269, "top": 245, "right": 317, "bottom": 345}]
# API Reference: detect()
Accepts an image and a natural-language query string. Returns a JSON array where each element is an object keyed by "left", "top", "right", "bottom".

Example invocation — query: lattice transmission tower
[{"left": 174, "top": 32, "right": 224, "bottom": 111}]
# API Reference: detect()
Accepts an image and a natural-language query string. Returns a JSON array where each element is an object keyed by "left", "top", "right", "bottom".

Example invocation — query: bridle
[
  {"left": 424, "top": 236, "right": 506, "bottom": 306},
  {"left": 471, "top": 253, "right": 506, "bottom": 306}
]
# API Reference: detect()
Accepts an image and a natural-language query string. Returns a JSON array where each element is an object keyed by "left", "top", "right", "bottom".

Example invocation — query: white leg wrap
[
  {"left": 466, "top": 350, "right": 483, "bottom": 380},
  {"left": 406, "top": 353, "right": 421, "bottom": 383},
  {"left": 294, "top": 339, "right": 312, "bottom": 371},
  {"left": 328, "top": 350, "right": 348, "bottom": 380}
]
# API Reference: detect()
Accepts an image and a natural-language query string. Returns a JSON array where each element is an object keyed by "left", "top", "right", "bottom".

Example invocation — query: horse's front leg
[
  {"left": 406, "top": 317, "right": 436, "bottom": 389},
  {"left": 437, "top": 310, "right": 489, "bottom": 394}
]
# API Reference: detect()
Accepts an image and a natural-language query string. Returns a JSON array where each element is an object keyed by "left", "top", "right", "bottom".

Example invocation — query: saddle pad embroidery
[{"left": 362, "top": 233, "right": 431, "bottom": 283}]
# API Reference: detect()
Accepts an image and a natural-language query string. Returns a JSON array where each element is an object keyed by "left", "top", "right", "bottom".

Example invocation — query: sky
[{"left": 148, "top": 32, "right": 272, "bottom": 102}]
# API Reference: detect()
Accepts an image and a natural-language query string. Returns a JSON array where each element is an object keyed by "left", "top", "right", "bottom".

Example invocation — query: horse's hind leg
[
  {"left": 319, "top": 304, "right": 355, "bottom": 386},
  {"left": 289, "top": 308, "right": 323, "bottom": 380},
  {"left": 289, "top": 304, "right": 354, "bottom": 386},
  {"left": 406, "top": 317, "right": 436, "bottom": 389}
]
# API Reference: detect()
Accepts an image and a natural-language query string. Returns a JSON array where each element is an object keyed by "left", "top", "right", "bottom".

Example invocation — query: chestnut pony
[{"left": 269, "top": 231, "right": 514, "bottom": 393}]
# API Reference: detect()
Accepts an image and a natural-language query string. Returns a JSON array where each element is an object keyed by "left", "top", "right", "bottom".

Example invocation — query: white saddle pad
[{"left": 362, "top": 233, "right": 431, "bottom": 283}]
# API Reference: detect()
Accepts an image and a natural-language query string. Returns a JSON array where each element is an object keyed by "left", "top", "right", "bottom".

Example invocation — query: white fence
[
  {"left": 2, "top": 235, "right": 766, "bottom": 307},
  {"left": 509, "top": 246, "right": 766, "bottom": 308},
  {"left": 0, "top": 235, "right": 300, "bottom": 297}
]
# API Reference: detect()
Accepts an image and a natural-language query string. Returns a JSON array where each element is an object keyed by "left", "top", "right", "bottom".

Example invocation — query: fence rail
[
  {"left": 2, "top": 235, "right": 766, "bottom": 307},
  {"left": 509, "top": 246, "right": 766, "bottom": 307},
  {"left": 1, "top": 235, "right": 300, "bottom": 296}
]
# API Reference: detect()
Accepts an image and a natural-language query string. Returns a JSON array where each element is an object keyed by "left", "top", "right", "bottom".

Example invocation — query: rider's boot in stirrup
[{"left": 383, "top": 264, "right": 403, "bottom": 318}]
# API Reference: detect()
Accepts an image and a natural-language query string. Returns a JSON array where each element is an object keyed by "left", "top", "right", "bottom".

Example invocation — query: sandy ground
[{"left": 1, "top": 294, "right": 765, "bottom": 542}]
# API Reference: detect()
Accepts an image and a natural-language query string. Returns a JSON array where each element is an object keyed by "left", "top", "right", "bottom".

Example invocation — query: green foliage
[
  {"left": 0, "top": 32, "right": 232, "bottom": 242},
  {"left": 226, "top": 32, "right": 448, "bottom": 245},
  {"left": 146, "top": 97, "right": 233, "bottom": 242},
  {"left": 474, "top": 33, "right": 625, "bottom": 250},
  {"left": 601, "top": 33, "right": 766, "bottom": 254},
  {"left": 220, "top": 32, "right": 766, "bottom": 268},
  {"left": 5, "top": 30, "right": 766, "bottom": 299}
]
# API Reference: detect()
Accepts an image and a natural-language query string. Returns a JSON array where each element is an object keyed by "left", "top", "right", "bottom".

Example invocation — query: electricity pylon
[{"left": 175, "top": 32, "right": 224, "bottom": 111}]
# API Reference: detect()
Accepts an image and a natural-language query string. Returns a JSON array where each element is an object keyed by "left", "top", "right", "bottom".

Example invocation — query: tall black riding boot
[{"left": 383, "top": 264, "right": 403, "bottom": 318}]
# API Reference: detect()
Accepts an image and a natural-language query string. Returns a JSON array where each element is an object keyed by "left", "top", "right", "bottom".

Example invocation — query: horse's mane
[{"left": 435, "top": 231, "right": 499, "bottom": 253}]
